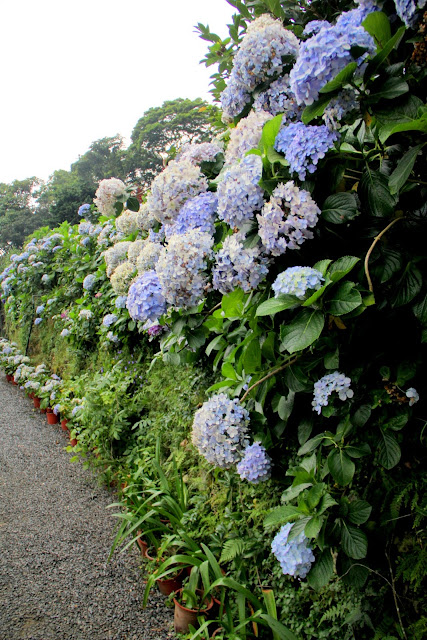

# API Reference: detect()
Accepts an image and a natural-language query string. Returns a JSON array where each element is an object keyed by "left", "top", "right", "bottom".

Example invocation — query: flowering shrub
[{"left": 271, "top": 523, "right": 315, "bottom": 579}]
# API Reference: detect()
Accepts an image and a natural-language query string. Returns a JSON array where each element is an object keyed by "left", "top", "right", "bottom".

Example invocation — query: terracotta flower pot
[
  {"left": 61, "top": 419, "right": 69, "bottom": 431},
  {"left": 12, "top": 377, "right": 18, "bottom": 385},
  {"left": 5, "top": 374, "right": 13, "bottom": 382},
  {"left": 33, "top": 396, "right": 41, "bottom": 409},
  {"left": 47, "top": 412, "right": 59, "bottom": 425},
  {"left": 70, "top": 438, "right": 78, "bottom": 446},
  {"left": 156, "top": 568, "right": 184, "bottom": 596},
  {"left": 46, "top": 407, "right": 53, "bottom": 413},
  {"left": 40, "top": 407, "right": 47, "bottom": 414},
  {"left": 173, "top": 589, "right": 213, "bottom": 634},
  {"left": 136, "top": 533, "right": 149, "bottom": 557}
]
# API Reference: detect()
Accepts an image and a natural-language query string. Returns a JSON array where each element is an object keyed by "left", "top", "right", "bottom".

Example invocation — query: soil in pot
[{"left": 173, "top": 588, "right": 213, "bottom": 634}]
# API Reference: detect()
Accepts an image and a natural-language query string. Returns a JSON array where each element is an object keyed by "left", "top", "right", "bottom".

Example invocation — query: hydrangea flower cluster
[
  {"left": 271, "top": 523, "right": 315, "bottom": 578},
  {"left": 213, "top": 233, "right": 269, "bottom": 294},
  {"left": 36, "top": 304, "right": 45, "bottom": 315},
  {"left": 254, "top": 75, "right": 303, "bottom": 121},
  {"left": 406, "top": 387, "right": 419, "bottom": 406},
  {"left": 156, "top": 230, "right": 213, "bottom": 309},
  {"left": 217, "top": 155, "right": 264, "bottom": 229},
  {"left": 135, "top": 203, "right": 157, "bottom": 231},
  {"left": 78, "top": 221, "right": 92, "bottom": 235},
  {"left": 94, "top": 178, "right": 127, "bottom": 216},
  {"left": 127, "top": 239, "right": 145, "bottom": 264},
  {"left": 322, "top": 89, "right": 359, "bottom": 131},
  {"left": 115, "top": 295, "right": 128, "bottom": 309},
  {"left": 41, "top": 274, "right": 51, "bottom": 284},
  {"left": 191, "top": 394, "right": 250, "bottom": 468},
  {"left": 79, "top": 309, "right": 93, "bottom": 320},
  {"left": 221, "top": 15, "right": 300, "bottom": 120},
  {"left": 115, "top": 209, "right": 139, "bottom": 235},
  {"left": 126, "top": 270, "right": 167, "bottom": 323},
  {"left": 224, "top": 110, "right": 272, "bottom": 166},
  {"left": 289, "top": 6, "right": 376, "bottom": 105},
  {"left": 164, "top": 192, "right": 218, "bottom": 239},
  {"left": 275, "top": 122, "right": 338, "bottom": 180},
  {"left": 257, "top": 182, "right": 320, "bottom": 256},
  {"left": 102, "top": 313, "right": 118, "bottom": 327},
  {"left": 106, "top": 331, "right": 119, "bottom": 343},
  {"left": 136, "top": 241, "right": 163, "bottom": 274},
  {"left": 60, "top": 328, "right": 70, "bottom": 337},
  {"left": 34, "top": 317, "right": 43, "bottom": 326},
  {"left": 78, "top": 203, "right": 91, "bottom": 217},
  {"left": 395, "top": 0, "right": 426, "bottom": 27},
  {"left": 110, "top": 261, "right": 135, "bottom": 295},
  {"left": 272, "top": 267, "right": 324, "bottom": 299},
  {"left": 237, "top": 442, "right": 272, "bottom": 483},
  {"left": 146, "top": 158, "right": 208, "bottom": 225},
  {"left": 312, "top": 371, "right": 354, "bottom": 414},
  {"left": 176, "top": 141, "right": 223, "bottom": 165},
  {"left": 103, "top": 241, "right": 132, "bottom": 277},
  {"left": 83, "top": 274, "right": 96, "bottom": 291}
]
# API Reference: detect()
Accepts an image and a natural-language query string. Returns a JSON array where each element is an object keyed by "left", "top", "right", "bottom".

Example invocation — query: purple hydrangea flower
[
  {"left": 312, "top": 371, "right": 354, "bottom": 414},
  {"left": 275, "top": 122, "right": 338, "bottom": 181},
  {"left": 83, "top": 274, "right": 96, "bottom": 291},
  {"left": 212, "top": 233, "right": 269, "bottom": 294},
  {"left": 126, "top": 270, "right": 167, "bottom": 323},
  {"left": 271, "top": 523, "right": 315, "bottom": 579},
  {"left": 36, "top": 304, "right": 45, "bottom": 315},
  {"left": 34, "top": 317, "right": 43, "bottom": 326},
  {"left": 272, "top": 267, "right": 324, "bottom": 299},
  {"left": 78, "top": 203, "right": 91, "bottom": 217},
  {"left": 217, "top": 155, "right": 264, "bottom": 229},
  {"left": 237, "top": 442, "right": 272, "bottom": 483},
  {"left": 191, "top": 394, "right": 250, "bottom": 468},
  {"left": 102, "top": 313, "right": 118, "bottom": 327},
  {"left": 115, "top": 295, "right": 128, "bottom": 309},
  {"left": 254, "top": 75, "right": 303, "bottom": 121},
  {"left": 164, "top": 192, "right": 218, "bottom": 239},
  {"left": 257, "top": 182, "right": 320, "bottom": 256},
  {"left": 53, "top": 404, "right": 61, "bottom": 416}
]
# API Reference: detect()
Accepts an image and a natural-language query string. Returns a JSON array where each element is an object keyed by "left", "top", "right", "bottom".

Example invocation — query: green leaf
[
  {"left": 280, "top": 310, "right": 325, "bottom": 354},
  {"left": 307, "top": 549, "right": 334, "bottom": 589},
  {"left": 391, "top": 264, "right": 422, "bottom": 308},
  {"left": 324, "top": 347, "right": 339, "bottom": 370},
  {"left": 243, "top": 337, "right": 262, "bottom": 374},
  {"left": 381, "top": 115, "right": 427, "bottom": 142},
  {"left": 384, "top": 413, "right": 408, "bottom": 431},
  {"left": 345, "top": 443, "right": 371, "bottom": 459},
  {"left": 369, "top": 77, "right": 409, "bottom": 102},
  {"left": 264, "top": 505, "right": 302, "bottom": 528},
  {"left": 284, "top": 365, "right": 312, "bottom": 392},
  {"left": 205, "top": 335, "right": 225, "bottom": 356},
  {"left": 278, "top": 392, "right": 295, "bottom": 421},
  {"left": 413, "top": 294, "right": 427, "bottom": 324},
  {"left": 378, "top": 431, "right": 401, "bottom": 469},
  {"left": 263, "top": 0, "right": 285, "bottom": 19},
  {"left": 328, "top": 448, "right": 355, "bottom": 486},
  {"left": 281, "top": 483, "right": 313, "bottom": 503},
  {"left": 221, "top": 362, "right": 237, "bottom": 380},
  {"left": 362, "top": 12, "right": 391, "bottom": 49},
  {"left": 298, "top": 433, "right": 326, "bottom": 456},
  {"left": 325, "top": 282, "right": 362, "bottom": 316},
  {"left": 302, "top": 94, "right": 333, "bottom": 125},
  {"left": 260, "top": 114, "right": 284, "bottom": 151},
  {"left": 348, "top": 500, "right": 372, "bottom": 525},
  {"left": 305, "top": 516, "right": 323, "bottom": 539},
  {"left": 222, "top": 288, "right": 245, "bottom": 318},
  {"left": 256, "top": 295, "right": 300, "bottom": 316},
  {"left": 126, "top": 196, "right": 140, "bottom": 212},
  {"left": 313, "top": 259, "right": 333, "bottom": 276},
  {"left": 341, "top": 524, "right": 368, "bottom": 559},
  {"left": 360, "top": 170, "right": 397, "bottom": 217},
  {"left": 322, "top": 192, "right": 359, "bottom": 224},
  {"left": 127, "top": 320, "right": 136, "bottom": 331},
  {"left": 319, "top": 61, "right": 357, "bottom": 94},
  {"left": 267, "top": 146, "right": 289, "bottom": 166},
  {"left": 389, "top": 145, "right": 423, "bottom": 195},
  {"left": 298, "top": 419, "right": 313, "bottom": 446},
  {"left": 328, "top": 256, "right": 360, "bottom": 282},
  {"left": 380, "top": 249, "right": 403, "bottom": 283},
  {"left": 364, "top": 26, "right": 405, "bottom": 79},
  {"left": 186, "top": 328, "right": 207, "bottom": 350}
]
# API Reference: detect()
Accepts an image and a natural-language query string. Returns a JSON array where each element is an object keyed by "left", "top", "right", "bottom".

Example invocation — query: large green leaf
[
  {"left": 221, "top": 288, "right": 246, "bottom": 318},
  {"left": 360, "top": 170, "right": 397, "bottom": 217},
  {"left": 378, "top": 431, "right": 401, "bottom": 469},
  {"left": 243, "top": 337, "right": 262, "bottom": 373},
  {"left": 319, "top": 61, "right": 357, "bottom": 94},
  {"left": 364, "top": 26, "right": 405, "bottom": 79},
  {"left": 362, "top": 12, "right": 391, "bottom": 49},
  {"left": 264, "top": 505, "right": 302, "bottom": 527},
  {"left": 307, "top": 549, "right": 334, "bottom": 590},
  {"left": 325, "top": 282, "right": 362, "bottom": 316},
  {"left": 302, "top": 94, "right": 333, "bottom": 125},
  {"left": 389, "top": 144, "right": 423, "bottom": 195},
  {"left": 341, "top": 523, "right": 368, "bottom": 559},
  {"left": 322, "top": 192, "right": 359, "bottom": 224},
  {"left": 256, "top": 295, "right": 300, "bottom": 316},
  {"left": 260, "top": 114, "right": 284, "bottom": 151},
  {"left": 328, "top": 448, "right": 355, "bottom": 486},
  {"left": 391, "top": 264, "right": 422, "bottom": 308},
  {"left": 347, "top": 500, "right": 372, "bottom": 525},
  {"left": 280, "top": 310, "right": 325, "bottom": 354},
  {"left": 328, "top": 256, "right": 360, "bottom": 282}
]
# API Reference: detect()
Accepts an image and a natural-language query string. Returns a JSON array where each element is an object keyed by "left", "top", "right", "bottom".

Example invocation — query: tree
[
  {"left": 125, "top": 98, "right": 219, "bottom": 192},
  {"left": 0, "top": 179, "right": 42, "bottom": 248}
]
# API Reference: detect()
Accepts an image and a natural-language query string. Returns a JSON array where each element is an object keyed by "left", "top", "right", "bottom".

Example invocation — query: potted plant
[{"left": 173, "top": 567, "right": 213, "bottom": 633}]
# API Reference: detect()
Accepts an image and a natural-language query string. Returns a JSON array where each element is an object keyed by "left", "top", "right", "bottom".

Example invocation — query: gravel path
[{"left": 0, "top": 375, "right": 175, "bottom": 640}]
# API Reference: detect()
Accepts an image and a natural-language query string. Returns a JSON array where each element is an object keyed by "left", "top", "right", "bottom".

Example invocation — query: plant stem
[
  {"left": 240, "top": 357, "right": 299, "bottom": 402},
  {"left": 364, "top": 217, "right": 405, "bottom": 293},
  {"left": 386, "top": 550, "right": 407, "bottom": 640}
]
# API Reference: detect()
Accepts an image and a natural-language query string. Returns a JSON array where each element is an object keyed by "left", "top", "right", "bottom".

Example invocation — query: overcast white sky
[{"left": 0, "top": 0, "right": 235, "bottom": 184}]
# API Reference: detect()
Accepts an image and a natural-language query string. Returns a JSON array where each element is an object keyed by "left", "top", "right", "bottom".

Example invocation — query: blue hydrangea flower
[
  {"left": 237, "top": 442, "right": 272, "bottom": 483},
  {"left": 191, "top": 394, "right": 250, "bottom": 468},
  {"left": 289, "top": 6, "right": 376, "bottom": 105},
  {"left": 217, "top": 155, "right": 264, "bottom": 229},
  {"left": 275, "top": 122, "right": 338, "bottom": 180},
  {"left": 271, "top": 523, "right": 315, "bottom": 579},
  {"left": 156, "top": 230, "right": 213, "bottom": 309},
  {"left": 224, "top": 111, "right": 273, "bottom": 167},
  {"left": 176, "top": 141, "right": 223, "bottom": 165},
  {"left": 220, "top": 82, "right": 252, "bottom": 123},
  {"left": 322, "top": 89, "right": 359, "bottom": 130},
  {"left": 394, "top": 0, "right": 426, "bottom": 26},
  {"left": 106, "top": 331, "right": 119, "bottom": 343},
  {"left": 406, "top": 387, "right": 419, "bottom": 406},
  {"left": 257, "top": 182, "right": 320, "bottom": 256},
  {"left": 41, "top": 274, "right": 50, "bottom": 284},
  {"left": 60, "top": 328, "right": 70, "bottom": 337},
  {"left": 272, "top": 267, "right": 324, "bottom": 299},
  {"left": 36, "top": 304, "right": 45, "bottom": 315},
  {"left": 115, "top": 295, "right": 128, "bottom": 309},
  {"left": 254, "top": 75, "right": 303, "bottom": 121},
  {"left": 126, "top": 270, "right": 167, "bottom": 323},
  {"left": 312, "top": 371, "right": 354, "bottom": 414},
  {"left": 164, "top": 192, "right": 218, "bottom": 239},
  {"left": 213, "top": 233, "right": 269, "bottom": 294},
  {"left": 34, "top": 318, "right": 43, "bottom": 325},
  {"left": 53, "top": 404, "right": 61, "bottom": 416},
  {"left": 78, "top": 221, "right": 92, "bottom": 235},
  {"left": 102, "top": 313, "right": 118, "bottom": 327},
  {"left": 78, "top": 203, "right": 91, "bottom": 217},
  {"left": 79, "top": 309, "right": 93, "bottom": 320},
  {"left": 83, "top": 274, "right": 96, "bottom": 291}
]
